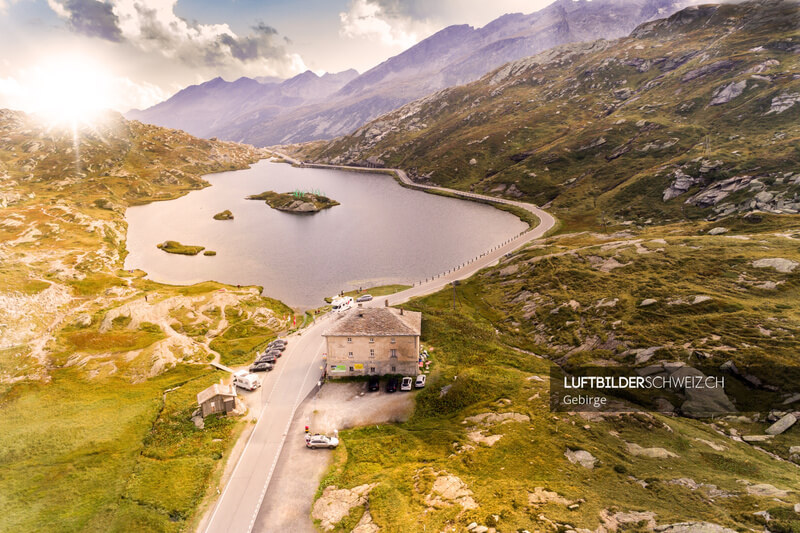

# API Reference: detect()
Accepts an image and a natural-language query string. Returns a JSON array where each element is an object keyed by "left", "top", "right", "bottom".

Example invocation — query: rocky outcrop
[
  {"left": 312, "top": 484, "right": 377, "bottom": 531},
  {"left": 565, "top": 449, "right": 597, "bottom": 469},
  {"left": 752, "top": 257, "right": 799, "bottom": 273},
  {"left": 765, "top": 92, "right": 800, "bottom": 114},
  {"left": 681, "top": 60, "right": 737, "bottom": 83},
  {"left": 709, "top": 80, "right": 746, "bottom": 105},
  {"left": 765, "top": 413, "right": 797, "bottom": 435},
  {"left": 663, "top": 169, "right": 699, "bottom": 201}
]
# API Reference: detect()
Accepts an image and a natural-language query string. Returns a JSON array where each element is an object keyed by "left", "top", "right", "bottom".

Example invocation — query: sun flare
[{"left": 26, "top": 56, "right": 113, "bottom": 127}]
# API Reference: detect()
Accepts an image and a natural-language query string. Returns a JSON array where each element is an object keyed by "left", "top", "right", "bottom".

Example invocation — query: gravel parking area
[{"left": 253, "top": 381, "right": 415, "bottom": 532}]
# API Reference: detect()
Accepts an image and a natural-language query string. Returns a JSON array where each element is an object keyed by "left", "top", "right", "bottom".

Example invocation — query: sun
[{"left": 26, "top": 56, "right": 113, "bottom": 127}]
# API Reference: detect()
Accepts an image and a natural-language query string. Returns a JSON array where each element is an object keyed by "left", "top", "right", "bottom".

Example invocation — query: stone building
[{"left": 323, "top": 306, "right": 422, "bottom": 377}]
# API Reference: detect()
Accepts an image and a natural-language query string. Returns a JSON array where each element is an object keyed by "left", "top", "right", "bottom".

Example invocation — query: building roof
[
  {"left": 324, "top": 307, "right": 421, "bottom": 337},
  {"left": 197, "top": 383, "right": 237, "bottom": 405}
]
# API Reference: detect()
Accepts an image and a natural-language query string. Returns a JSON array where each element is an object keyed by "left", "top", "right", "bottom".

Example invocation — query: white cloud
[
  {"left": 45, "top": 0, "right": 305, "bottom": 78},
  {"left": 339, "top": 0, "right": 435, "bottom": 48}
]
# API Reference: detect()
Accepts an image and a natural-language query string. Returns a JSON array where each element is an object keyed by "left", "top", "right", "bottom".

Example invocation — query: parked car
[
  {"left": 415, "top": 375, "right": 427, "bottom": 388},
  {"left": 356, "top": 294, "right": 373, "bottom": 302},
  {"left": 400, "top": 377, "right": 413, "bottom": 391},
  {"left": 257, "top": 353, "right": 276, "bottom": 364},
  {"left": 306, "top": 434, "right": 339, "bottom": 449},
  {"left": 386, "top": 377, "right": 398, "bottom": 393},
  {"left": 262, "top": 348, "right": 282, "bottom": 358},
  {"left": 249, "top": 362, "right": 274, "bottom": 372},
  {"left": 268, "top": 340, "right": 286, "bottom": 349},
  {"left": 233, "top": 370, "right": 260, "bottom": 391},
  {"left": 368, "top": 375, "right": 380, "bottom": 392}
]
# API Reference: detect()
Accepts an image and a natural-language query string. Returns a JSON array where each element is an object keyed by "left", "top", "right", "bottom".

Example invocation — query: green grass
[
  {"left": 157, "top": 241, "right": 205, "bottom": 256},
  {"left": 209, "top": 320, "right": 278, "bottom": 366},
  {"left": 0, "top": 366, "right": 240, "bottom": 533}
]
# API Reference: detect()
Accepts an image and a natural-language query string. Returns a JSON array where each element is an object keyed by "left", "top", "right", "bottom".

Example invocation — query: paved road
[{"left": 202, "top": 155, "right": 556, "bottom": 533}]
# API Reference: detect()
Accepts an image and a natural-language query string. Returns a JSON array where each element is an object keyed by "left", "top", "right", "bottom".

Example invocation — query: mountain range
[
  {"left": 294, "top": 0, "right": 800, "bottom": 227},
  {"left": 127, "top": 0, "right": 691, "bottom": 146}
]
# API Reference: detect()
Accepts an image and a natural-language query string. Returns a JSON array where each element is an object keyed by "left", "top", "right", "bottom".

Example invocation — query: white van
[
  {"left": 232, "top": 370, "right": 260, "bottom": 391},
  {"left": 331, "top": 296, "right": 354, "bottom": 313}
]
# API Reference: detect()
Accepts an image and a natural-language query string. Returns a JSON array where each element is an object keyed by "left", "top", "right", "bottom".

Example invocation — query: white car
[
  {"left": 415, "top": 375, "right": 426, "bottom": 388},
  {"left": 400, "top": 376, "right": 413, "bottom": 391},
  {"left": 306, "top": 434, "right": 339, "bottom": 449}
]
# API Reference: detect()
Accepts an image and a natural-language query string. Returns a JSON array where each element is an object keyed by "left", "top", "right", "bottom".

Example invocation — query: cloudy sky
[{"left": 0, "top": 0, "right": 553, "bottom": 113}]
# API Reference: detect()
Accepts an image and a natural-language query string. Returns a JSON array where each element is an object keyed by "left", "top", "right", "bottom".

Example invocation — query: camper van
[
  {"left": 232, "top": 370, "right": 260, "bottom": 391},
  {"left": 330, "top": 296, "right": 354, "bottom": 313}
]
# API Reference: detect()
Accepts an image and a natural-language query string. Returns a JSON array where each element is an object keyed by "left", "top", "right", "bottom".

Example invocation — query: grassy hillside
[
  {"left": 299, "top": 2, "right": 800, "bottom": 531},
  {"left": 0, "top": 111, "right": 296, "bottom": 531},
  {"left": 319, "top": 217, "right": 800, "bottom": 532},
  {"left": 294, "top": 0, "right": 800, "bottom": 230}
]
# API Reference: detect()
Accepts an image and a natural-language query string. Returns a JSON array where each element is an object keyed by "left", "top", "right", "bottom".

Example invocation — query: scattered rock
[
  {"left": 639, "top": 298, "right": 658, "bottom": 307},
  {"left": 312, "top": 484, "right": 377, "bottom": 531},
  {"left": 709, "top": 80, "right": 747, "bottom": 105},
  {"left": 752, "top": 258, "right": 798, "bottom": 273},
  {"left": 352, "top": 510, "right": 379, "bottom": 533},
  {"left": 625, "top": 442, "right": 678, "bottom": 459},
  {"left": 742, "top": 435, "right": 773, "bottom": 442},
  {"left": 464, "top": 412, "right": 530, "bottom": 426},
  {"left": 655, "top": 522, "right": 737, "bottom": 533},
  {"left": 745, "top": 483, "right": 788, "bottom": 498},
  {"left": 707, "top": 227, "right": 728, "bottom": 235},
  {"left": 565, "top": 449, "right": 597, "bottom": 469},
  {"left": 469, "top": 158, "right": 477, "bottom": 166},
  {"left": 765, "top": 413, "right": 797, "bottom": 435},
  {"left": 425, "top": 473, "right": 478, "bottom": 510},
  {"left": 528, "top": 487, "right": 574, "bottom": 506},
  {"left": 765, "top": 92, "right": 800, "bottom": 114},
  {"left": 467, "top": 430, "right": 503, "bottom": 447}
]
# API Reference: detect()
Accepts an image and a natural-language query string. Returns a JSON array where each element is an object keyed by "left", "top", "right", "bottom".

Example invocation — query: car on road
[
  {"left": 262, "top": 348, "right": 282, "bottom": 358},
  {"left": 249, "top": 362, "right": 274, "bottom": 372},
  {"left": 400, "top": 377, "right": 413, "bottom": 391},
  {"left": 415, "top": 375, "right": 426, "bottom": 388},
  {"left": 268, "top": 340, "right": 286, "bottom": 350},
  {"left": 305, "top": 434, "right": 339, "bottom": 449},
  {"left": 386, "top": 377, "right": 398, "bottom": 393},
  {"left": 356, "top": 294, "right": 373, "bottom": 302},
  {"left": 368, "top": 375, "right": 380, "bottom": 391}
]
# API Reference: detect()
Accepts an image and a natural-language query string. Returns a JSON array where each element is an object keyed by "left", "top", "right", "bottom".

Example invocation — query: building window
[
  {"left": 347, "top": 337, "right": 352, "bottom": 343},
  {"left": 390, "top": 349, "right": 397, "bottom": 358},
  {"left": 391, "top": 366, "right": 396, "bottom": 372},
  {"left": 370, "top": 366, "right": 376, "bottom": 373},
  {"left": 349, "top": 366, "right": 354, "bottom": 371},
  {"left": 348, "top": 351, "right": 354, "bottom": 358},
  {"left": 369, "top": 348, "right": 375, "bottom": 359},
  {"left": 369, "top": 337, "right": 375, "bottom": 343},
  {"left": 390, "top": 337, "right": 395, "bottom": 344}
]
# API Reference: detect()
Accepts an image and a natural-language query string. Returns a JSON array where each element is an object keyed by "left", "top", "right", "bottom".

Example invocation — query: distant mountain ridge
[
  {"left": 128, "top": 0, "right": 691, "bottom": 146},
  {"left": 126, "top": 69, "right": 359, "bottom": 139},
  {"left": 293, "top": 0, "right": 800, "bottom": 225}
]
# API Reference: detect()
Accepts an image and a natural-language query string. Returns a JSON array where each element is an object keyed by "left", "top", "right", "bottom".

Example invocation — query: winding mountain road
[{"left": 200, "top": 156, "right": 556, "bottom": 533}]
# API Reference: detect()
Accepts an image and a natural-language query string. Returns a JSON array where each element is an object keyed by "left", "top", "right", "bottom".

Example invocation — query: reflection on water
[{"left": 124, "top": 160, "right": 526, "bottom": 308}]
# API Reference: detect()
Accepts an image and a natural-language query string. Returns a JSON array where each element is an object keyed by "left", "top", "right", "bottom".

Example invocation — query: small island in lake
[
  {"left": 157, "top": 240, "right": 206, "bottom": 255},
  {"left": 213, "top": 209, "right": 234, "bottom": 220},
  {"left": 246, "top": 190, "right": 339, "bottom": 213}
]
